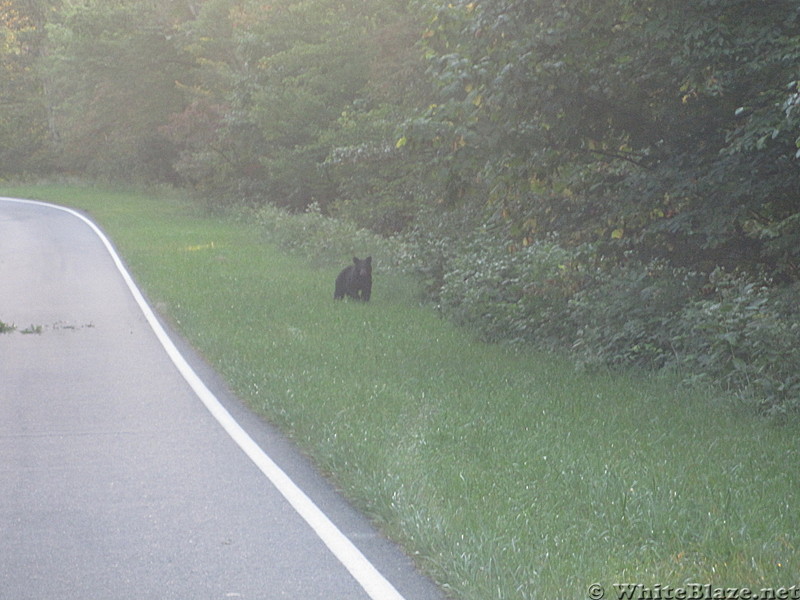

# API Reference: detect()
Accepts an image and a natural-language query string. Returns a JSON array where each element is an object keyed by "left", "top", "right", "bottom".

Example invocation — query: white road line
[{"left": 0, "top": 197, "right": 407, "bottom": 600}]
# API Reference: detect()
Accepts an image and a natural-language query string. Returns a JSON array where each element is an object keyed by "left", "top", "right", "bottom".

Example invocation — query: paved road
[{"left": 0, "top": 198, "right": 444, "bottom": 600}]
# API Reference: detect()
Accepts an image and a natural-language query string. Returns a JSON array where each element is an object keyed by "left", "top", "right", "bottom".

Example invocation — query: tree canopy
[
  {"left": 411, "top": 0, "right": 800, "bottom": 280},
  {"left": 7, "top": 0, "right": 797, "bottom": 278}
]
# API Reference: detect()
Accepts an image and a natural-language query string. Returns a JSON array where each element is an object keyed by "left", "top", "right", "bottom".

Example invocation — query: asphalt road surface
[{"left": 0, "top": 198, "right": 444, "bottom": 600}]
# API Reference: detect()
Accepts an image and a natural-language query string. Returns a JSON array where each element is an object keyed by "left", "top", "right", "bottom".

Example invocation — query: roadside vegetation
[
  {"left": 2, "top": 184, "right": 798, "bottom": 599},
  {"left": 2, "top": 0, "right": 799, "bottom": 414}
]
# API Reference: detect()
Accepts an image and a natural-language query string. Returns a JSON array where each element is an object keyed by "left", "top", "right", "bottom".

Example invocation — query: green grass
[{"left": 3, "top": 183, "right": 798, "bottom": 599}]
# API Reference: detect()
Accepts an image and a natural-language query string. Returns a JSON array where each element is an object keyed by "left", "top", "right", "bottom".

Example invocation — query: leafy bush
[
  {"left": 562, "top": 264, "right": 800, "bottom": 415},
  {"left": 568, "top": 261, "right": 706, "bottom": 370},
  {"left": 567, "top": 265, "right": 800, "bottom": 415},
  {"left": 439, "top": 228, "right": 581, "bottom": 344},
  {"left": 670, "top": 272, "right": 800, "bottom": 416},
  {"left": 249, "top": 202, "right": 403, "bottom": 270},
  {"left": 401, "top": 207, "right": 799, "bottom": 416},
  {"left": 396, "top": 203, "right": 488, "bottom": 300}
]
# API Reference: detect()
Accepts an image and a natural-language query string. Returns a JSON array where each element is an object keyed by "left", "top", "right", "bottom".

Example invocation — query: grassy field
[{"left": 2, "top": 184, "right": 798, "bottom": 599}]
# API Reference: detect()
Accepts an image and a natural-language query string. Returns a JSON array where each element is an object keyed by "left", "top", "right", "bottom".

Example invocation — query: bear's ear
[
  {"left": 365, "top": 256, "right": 372, "bottom": 265},
  {"left": 352, "top": 256, "right": 359, "bottom": 264}
]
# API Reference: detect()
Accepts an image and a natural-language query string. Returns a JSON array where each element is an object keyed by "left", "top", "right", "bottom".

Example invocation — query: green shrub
[
  {"left": 569, "top": 264, "right": 800, "bottom": 415},
  {"left": 250, "top": 202, "right": 403, "bottom": 270},
  {"left": 396, "top": 204, "right": 485, "bottom": 300},
  {"left": 671, "top": 272, "right": 800, "bottom": 415},
  {"left": 439, "top": 228, "right": 580, "bottom": 344},
  {"left": 568, "top": 261, "right": 705, "bottom": 370}
]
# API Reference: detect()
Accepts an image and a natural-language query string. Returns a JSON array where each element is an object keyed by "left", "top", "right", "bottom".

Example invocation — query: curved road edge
[{"left": 0, "top": 196, "right": 414, "bottom": 600}]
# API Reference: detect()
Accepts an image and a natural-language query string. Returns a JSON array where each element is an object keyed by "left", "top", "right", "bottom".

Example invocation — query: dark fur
[{"left": 334, "top": 256, "right": 372, "bottom": 301}]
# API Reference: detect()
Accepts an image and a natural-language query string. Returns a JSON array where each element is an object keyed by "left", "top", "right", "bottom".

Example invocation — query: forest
[{"left": 2, "top": 0, "right": 799, "bottom": 413}]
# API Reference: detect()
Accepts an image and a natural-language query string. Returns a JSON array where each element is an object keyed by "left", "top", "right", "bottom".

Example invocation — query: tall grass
[{"left": 3, "top": 184, "right": 798, "bottom": 599}]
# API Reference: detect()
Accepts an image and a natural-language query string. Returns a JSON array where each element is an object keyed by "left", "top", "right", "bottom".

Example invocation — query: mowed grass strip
[{"left": 4, "top": 184, "right": 799, "bottom": 599}]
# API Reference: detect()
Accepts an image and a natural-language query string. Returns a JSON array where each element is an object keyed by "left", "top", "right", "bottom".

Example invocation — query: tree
[
  {"left": 168, "top": 0, "right": 428, "bottom": 214},
  {"left": 42, "top": 0, "right": 192, "bottom": 181},
  {"left": 0, "top": 0, "right": 54, "bottom": 175},
  {"left": 321, "top": 10, "right": 434, "bottom": 233},
  {"left": 409, "top": 0, "right": 800, "bottom": 280}
]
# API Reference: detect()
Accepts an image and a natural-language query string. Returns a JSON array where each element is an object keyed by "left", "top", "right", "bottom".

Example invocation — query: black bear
[{"left": 334, "top": 256, "right": 372, "bottom": 301}]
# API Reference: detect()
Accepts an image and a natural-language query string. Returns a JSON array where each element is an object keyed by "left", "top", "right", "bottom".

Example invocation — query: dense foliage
[
  {"left": 1, "top": 0, "right": 798, "bottom": 412},
  {"left": 414, "top": 0, "right": 800, "bottom": 279}
]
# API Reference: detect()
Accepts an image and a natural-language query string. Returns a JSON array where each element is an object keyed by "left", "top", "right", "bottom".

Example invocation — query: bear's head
[{"left": 352, "top": 256, "right": 372, "bottom": 281}]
